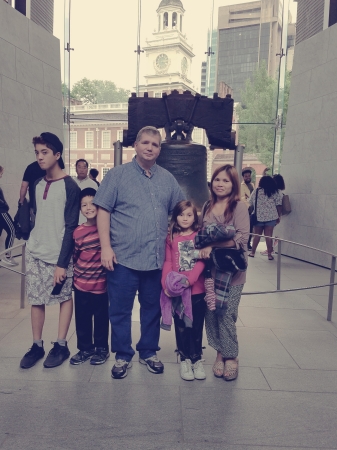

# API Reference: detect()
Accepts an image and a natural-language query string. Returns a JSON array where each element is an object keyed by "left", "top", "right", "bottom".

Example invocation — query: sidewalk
[{"left": 1, "top": 243, "right": 337, "bottom": 450}]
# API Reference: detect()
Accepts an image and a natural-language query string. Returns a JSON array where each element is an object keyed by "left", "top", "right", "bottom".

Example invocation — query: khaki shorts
[{"left": 25, "top": 249, "right": 73, "bottom": 306}]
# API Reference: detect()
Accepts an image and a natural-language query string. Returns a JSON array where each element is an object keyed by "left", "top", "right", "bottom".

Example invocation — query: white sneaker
[
  {"left": 1, "top": 256, "right": 18, "bottom": 266},
  {"left": 180, "top": 359, "right": 194, "bottom": 381},
  {"left": 193, "top": 359, "right": 206, "bottom": 380}
]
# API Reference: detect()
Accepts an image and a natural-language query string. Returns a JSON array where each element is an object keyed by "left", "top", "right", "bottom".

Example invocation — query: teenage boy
[
  {"left": 20, "top": 132, "right": 80, "bottom": 369},
  {"left": 70, "top": 187, "right": 109, "bottom": 365}
]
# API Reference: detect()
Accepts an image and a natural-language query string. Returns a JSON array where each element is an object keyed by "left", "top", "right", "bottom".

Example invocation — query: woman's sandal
[
  {"left": 268, "top": 254, "right": 274, "bottom": 260},
  {"left": 212, "top": 360, "right": 225, "bottom": 378},
  {"left": 223, "top": 358, "right": 239, "bottom": 381},
  {"left": 248, "top": 253, "right": 255, "bottom": 258}
]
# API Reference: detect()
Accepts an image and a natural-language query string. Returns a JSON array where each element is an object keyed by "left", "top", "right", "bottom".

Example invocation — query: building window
[
  {"left": 154, "top": 92, "right": 162, "bottom": 98},
  {"left": 101, "top": 154, "right": 110, "bottom": 160},
  {"left": 102, "top": 167, "right": 110, "bottom": 178},
  {"left": 84, "top": 154, "right": 94, "bottom": 161},
  {"left": 85, "top": 131, "right": 94, "bottom": 148},
  {"left": 123, "top": 154, "right": 128, "bottom": 161},
  {"left": 117, "top": 130, "right": 124, "bottom": 142},
  {"left": 192, "top": 127, "right": 204, "bottom": 145},
  {"left": 70, "top": 131, "right": 77, "bottom": 149},
  {"left": 102, "top": 130, "right": 111, "bottom": 148}
]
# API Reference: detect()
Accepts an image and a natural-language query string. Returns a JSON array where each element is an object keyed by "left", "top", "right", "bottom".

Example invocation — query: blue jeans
[{"left": 107, "top": 264, "right": 162, "bottom": 362}]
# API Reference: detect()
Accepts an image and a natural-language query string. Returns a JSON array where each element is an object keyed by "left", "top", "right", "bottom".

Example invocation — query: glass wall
[{"left": 53, "top": 0, "right": 296, "bottom": 179}]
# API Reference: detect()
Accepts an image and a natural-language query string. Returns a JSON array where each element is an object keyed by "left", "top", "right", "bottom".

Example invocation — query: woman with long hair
[
  {"left": 199, "top": 165, "right": 249, "bottom": 381},
  {"left": 260, "top": 174, "right": 286, "bottom": 256},
  {"left": 248, "top": 175, "right": 283, "bottom": 260}
]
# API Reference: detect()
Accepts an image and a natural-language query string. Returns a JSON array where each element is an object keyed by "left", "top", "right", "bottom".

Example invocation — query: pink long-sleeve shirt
[{"left": 161, "top": 232, "right": 205, "bottom": 295}]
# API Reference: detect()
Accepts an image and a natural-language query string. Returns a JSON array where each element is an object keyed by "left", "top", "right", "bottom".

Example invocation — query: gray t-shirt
[{"left": 27, "top": 176, "right": 80, "bottom": 268}]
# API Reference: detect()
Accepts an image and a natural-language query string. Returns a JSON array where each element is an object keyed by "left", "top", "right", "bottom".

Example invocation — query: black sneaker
[
  {"left": 111, "top": 359, "right": 132, "bottom": 379},
  {"left": 90, "top": 348, "right": 110, "bottom": 365},
  {"left": 70, "top": 349, "right": 95, "bottom": 365},
  {"left": 139, "top": 355, "right": 164, "bottom": 374},
  {"left": 43, "top": 342, "right": 70, "bottom": 368},
  {"left": 20, "top": 343, "right": 45, "bottom": 369}
]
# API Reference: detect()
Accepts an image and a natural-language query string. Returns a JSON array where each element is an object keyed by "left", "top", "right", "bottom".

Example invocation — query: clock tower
[{"left": 138, "top": 0, "right": 196, "bottom": 96}]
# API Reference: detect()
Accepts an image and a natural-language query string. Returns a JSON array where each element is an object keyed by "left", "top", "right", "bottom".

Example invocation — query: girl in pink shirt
[{"left": 161, "top": 201, "right": 206, "bottom": 381}]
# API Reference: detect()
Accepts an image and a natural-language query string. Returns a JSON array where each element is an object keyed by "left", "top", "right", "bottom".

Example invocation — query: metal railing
[
  {"left": 1, "top": 237, "right": 336, "bottom": 321},
  {"left": 243, "top": 234, "right": 337, "bottom": 321},
  {"left": 0, "top": 242, "right": 26, "bottom": 309}
]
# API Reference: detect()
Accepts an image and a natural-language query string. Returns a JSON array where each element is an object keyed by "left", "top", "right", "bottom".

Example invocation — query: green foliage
[
  {"left": 62, "top": 82, "right": 70, "bottom": 98},
  {"left": 236, "top": 63, "right": 290, "bottom": 169},
  {"left": 70, "top": 78, "right": 130, "bottom": 104}
]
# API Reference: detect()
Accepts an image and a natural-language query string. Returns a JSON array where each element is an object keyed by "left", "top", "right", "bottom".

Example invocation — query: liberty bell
[{"left": 123, "top": 90, "right": 236, "bottom": 210}]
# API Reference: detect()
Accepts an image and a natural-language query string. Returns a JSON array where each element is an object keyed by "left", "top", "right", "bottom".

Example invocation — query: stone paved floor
[{"left": 1, "top": 243, "right": 337, "bottom": 449}]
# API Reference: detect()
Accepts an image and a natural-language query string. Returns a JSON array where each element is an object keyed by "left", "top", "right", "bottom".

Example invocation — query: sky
[{"left": 54, "top": 0, "right": 297, "bottom": 93}]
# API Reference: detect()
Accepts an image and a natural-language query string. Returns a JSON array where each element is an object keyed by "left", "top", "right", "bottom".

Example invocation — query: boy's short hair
[
  {"left": 90, "top": 168, "right": 99, "bottom": 178},
  {"left": 32, "top": 132, "right": 65, "bottom": 169},
  {"left": 80, "top": 187, "right": 97, "bottom": 202},
  {"left": 76, "top": 159, "right": 89, "bottom": 168}
]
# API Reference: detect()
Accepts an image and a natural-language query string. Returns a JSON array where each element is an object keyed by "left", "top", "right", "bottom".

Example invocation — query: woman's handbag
[
  {"left": 282, "top": 194, "right": 291, "bottom": 215},
  {"left": 250, "top": 188, "right": 259, "bottom": 226}
]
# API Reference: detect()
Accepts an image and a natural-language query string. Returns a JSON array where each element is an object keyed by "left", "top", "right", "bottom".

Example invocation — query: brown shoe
[
  {"left": 212, "top": 360, "right": 225, "bottom": 378},
  {"left": 223, "top": 358, "right": 238, "bottom": 381}
]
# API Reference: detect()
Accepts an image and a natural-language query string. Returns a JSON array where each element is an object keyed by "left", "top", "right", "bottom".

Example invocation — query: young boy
[
  {"left": 70, "top": 187, "right": 109, "bottom": 365},
  {"left": 20, "top": 132, "right": 80, "bottom": 369}
]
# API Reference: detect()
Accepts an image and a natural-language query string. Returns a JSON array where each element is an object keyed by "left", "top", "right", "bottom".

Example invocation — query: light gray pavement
[{"left": 1, "top": 243, "right": 337, "bottom": 450}]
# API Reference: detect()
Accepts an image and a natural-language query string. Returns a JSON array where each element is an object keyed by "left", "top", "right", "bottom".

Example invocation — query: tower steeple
[
  {"left": 137, "top": 0, "right": 195, "bottom": 96},
  {"left": 157, "top": 0, "right": 185, "bottom": 33}
]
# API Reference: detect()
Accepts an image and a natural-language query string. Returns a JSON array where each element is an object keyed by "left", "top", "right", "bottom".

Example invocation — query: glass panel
[{"left": 53, "top": 0, "right": 296, "bottom": 181}]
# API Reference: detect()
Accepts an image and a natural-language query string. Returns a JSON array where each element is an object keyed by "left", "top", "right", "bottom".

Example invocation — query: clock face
[
  {"left": 181, "top": 57, "right": 188, "bottom": 74},
  {"left": 156, "top": 53, "right": 169, "bottom": 70}
]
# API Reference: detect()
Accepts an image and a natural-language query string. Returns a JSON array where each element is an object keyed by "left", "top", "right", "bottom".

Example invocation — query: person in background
[
  {"left": 73, "top": 159, "right": 97, "bottom": 224},
  {"left": 89, "top": 168, "right": 100, "bottom": 187},
  {"left": 73, "top": 159, "right": 98, "bottom": 191},
  {"left": 260, "top": 174, "right": 286, "bottom": 257},
  {"left": 0, "top": 166, "right": 17, "bottom": 266},
  {"left": 248, "top": 176, "right": 282, "bottom": 261},
  {"left": 240, "top": 168, "right": 254, "bottom": 250},
  {"left": 19, "top": 161, "right": 46, "bottom": 208}
]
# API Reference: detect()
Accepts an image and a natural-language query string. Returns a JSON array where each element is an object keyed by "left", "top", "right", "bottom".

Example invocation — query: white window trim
[
  {"left": 85, "top": 131, "right": 94, "bottom": 149},
  {"left": 102, "top": 130, "right": 111, "bottom": 149}
]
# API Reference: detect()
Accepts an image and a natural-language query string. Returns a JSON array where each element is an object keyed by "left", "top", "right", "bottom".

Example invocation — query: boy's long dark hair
[
  {"left": 206, "top": 164, "right": 240, "bottom": 222},
  {"left": 258, "top": 175, "right": 278, "bottom": 197},
  {"left": 169, "top": 200, "right": 199, "bottom": 241}
]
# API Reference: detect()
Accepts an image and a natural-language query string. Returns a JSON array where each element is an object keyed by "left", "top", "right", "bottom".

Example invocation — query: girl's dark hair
[
  {"left": 258, "top": 175, "right": 278, "bottom": 197},
  {"left": 206, "top": 164, "right": 240, "bottom": 222},
  {"left": 273, "top": 174, "right": 285, "bottom": 191},
  {"left": 169, "top": 200, "right": 199, "bottom": 241}
]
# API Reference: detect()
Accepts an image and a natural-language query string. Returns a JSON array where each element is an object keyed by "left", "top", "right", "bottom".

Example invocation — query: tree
[
  {"left": 236, "top": 63, "right": 290, "bottom": 169},
  {"left": 70, "top": 78, "right": 130, "bottom": 104}
]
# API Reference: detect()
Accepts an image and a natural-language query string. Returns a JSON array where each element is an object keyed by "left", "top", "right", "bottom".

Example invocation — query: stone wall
[
  {"left": 277, "top": 22, "right": 337, "bottom": 267},
  {"left": 0, "top": 1, "right": 62, "bottom": 250}
]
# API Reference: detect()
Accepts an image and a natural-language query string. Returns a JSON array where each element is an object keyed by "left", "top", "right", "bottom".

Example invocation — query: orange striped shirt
[{"left": 73, "top": 224, "right": 106, "bottom": 294}]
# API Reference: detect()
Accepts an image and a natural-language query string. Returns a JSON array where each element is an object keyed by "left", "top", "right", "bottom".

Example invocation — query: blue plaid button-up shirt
[{"left": 94, "top": 157, "right": 185, "bottom": 271}]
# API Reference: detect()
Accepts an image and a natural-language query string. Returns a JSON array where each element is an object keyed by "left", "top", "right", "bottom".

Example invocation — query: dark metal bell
[{"left": 157, "top": 139, "right": 210, "bottom": 211}]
